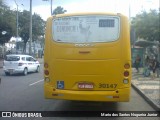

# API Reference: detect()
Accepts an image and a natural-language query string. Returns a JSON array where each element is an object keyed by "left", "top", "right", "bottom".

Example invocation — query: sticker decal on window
[
  {"left": 53, "top": 15, "right": 120, "bottom": 43},
  {"left": 57, "top": 81, "right": 64, "bottom": 89}
]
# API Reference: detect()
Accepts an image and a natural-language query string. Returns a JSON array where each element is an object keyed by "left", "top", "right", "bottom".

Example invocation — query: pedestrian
[
  {"left": 143, "top": 56, "right": 150, "bottom": 77},
  {"left": 134, "top": 54, "right": 141, "bottom": 73},
  {"left": 151, "top": 57, "right": 159, "bottom": 78}
]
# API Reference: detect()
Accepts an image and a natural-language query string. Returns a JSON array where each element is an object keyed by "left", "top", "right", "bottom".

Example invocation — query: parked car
[{"left": 3, "top": 54, "right": 40, "bottom": 76}]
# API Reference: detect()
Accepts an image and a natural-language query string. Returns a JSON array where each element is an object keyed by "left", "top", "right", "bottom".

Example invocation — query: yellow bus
[{"left": 44, "top": 13, "right": 131, "bottom": 102}]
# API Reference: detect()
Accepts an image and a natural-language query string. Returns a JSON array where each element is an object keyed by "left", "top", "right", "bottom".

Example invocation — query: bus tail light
[
  {"left": 124, "top": 63, "right": 130, "bottom": 69},
  {"left": 45, "top": 77, "right": 50, "bottom": 82},
  {"left": 124, "top": 71, "right": 129, "bottom": 77},
  {"left": 123, "top": 79, "right": 129, "bottom": 84},
  {"left": 44, "top": 70, "right": 49, "bottom": 75},
  {"left": 44, "top": 63, "right": 49, "bottom": 68}
]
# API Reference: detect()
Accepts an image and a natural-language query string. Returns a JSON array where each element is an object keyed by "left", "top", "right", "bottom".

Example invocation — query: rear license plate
[{"left": 78, "top": 83, "right": 94, "bottom": 89}]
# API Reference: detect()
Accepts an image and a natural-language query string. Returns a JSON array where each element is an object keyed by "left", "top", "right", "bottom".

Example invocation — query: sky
[{"left": 5, "top": 0, "right": 160, "bottom": 20}]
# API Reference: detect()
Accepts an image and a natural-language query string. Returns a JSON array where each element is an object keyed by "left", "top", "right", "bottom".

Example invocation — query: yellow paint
[{"left": 44, "top": 12, "right": 131, "bottom": 102}]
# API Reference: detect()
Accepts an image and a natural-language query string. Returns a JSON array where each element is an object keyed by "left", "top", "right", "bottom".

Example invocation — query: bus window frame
[{"left": 52, "top": 15, "right": 121, "bottom": 44}]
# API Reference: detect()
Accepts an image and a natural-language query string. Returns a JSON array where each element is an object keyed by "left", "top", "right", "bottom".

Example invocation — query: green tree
[
  {"left": 0, "top": 0, "right": 45, "bottom": 53},
  {"left": 18, "top": 10, "right": 30, "bottom": 53},
  {"left": 131, "top": 10, "right": 160, "bottom": 42},
  {"left": 0, "top": 0, "right": 5, "bottom": 7},
  {"left": 52, "top": 6, "right": 67, "bottom": 15},
  {"left": 19, "top": 10, "right": 45, "bottom": 53},
  {"left": 0, "top": 0, "right": 16, "bottom": 45},
  {"left": 32, "top": 13, "right": 45, "bottom": 41}
]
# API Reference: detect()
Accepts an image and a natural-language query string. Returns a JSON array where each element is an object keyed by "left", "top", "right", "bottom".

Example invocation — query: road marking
[{"left": 29, "top": 79, "right": 44, "bottom": 86}]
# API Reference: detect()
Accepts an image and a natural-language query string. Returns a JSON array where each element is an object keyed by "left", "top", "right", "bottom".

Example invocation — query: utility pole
[
  {"left": 129, "top": 2, "right": 131, "bottom": 20},
  {"left": 42, "top": 0, "right": 53, "bottom": 15},
  {"left": 14, "top": 0, "right": 18, "bottom": 53},
  {"left": 51, "top": 0, "right": 53, "bottom": 15},
  {"left": 29, "top": 0, "right": 32, "bottom": 55}
]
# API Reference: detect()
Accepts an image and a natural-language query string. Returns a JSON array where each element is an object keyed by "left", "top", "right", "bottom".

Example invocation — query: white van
[{"left": 3, "top": 54, "right": 40, "bottom": 76}]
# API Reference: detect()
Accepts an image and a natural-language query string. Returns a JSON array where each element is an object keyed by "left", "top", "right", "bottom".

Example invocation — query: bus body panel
[
  {"left": 44, "top": 85, "right": 130, "bottom": 102},
  {"left": 49, "top": 41, "right": 121, "bottom": 60},
  {"left": 44, "top": 13, "right": 131, "bottom": 102}
]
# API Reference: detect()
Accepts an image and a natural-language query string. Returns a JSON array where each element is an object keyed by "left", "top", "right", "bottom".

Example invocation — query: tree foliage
[
  {"left": 32, "top": 13, "right": 45, "bottom": 41},
  {"left": 131, "top": 10, "right": 160, "bottom": 42},
  {"left": 52, "top": 6, "right": 67, "bottom": 15},
  {"left": 0, "top": 0, "right": 16, "bottom": 45},
  {"left": 17, "top": 10, "right": 29, "bottom": 53},
  {"left": 0, "top": 0, "right": 45, "bottom": 53},
  {"left": 18, "top": 11, "right": 45, "bottom": 53}
]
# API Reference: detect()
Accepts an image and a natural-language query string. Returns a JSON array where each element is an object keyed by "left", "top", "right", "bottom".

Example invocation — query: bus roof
[{"left": 47, "top": 12, "right": 126, "bottom": 19}]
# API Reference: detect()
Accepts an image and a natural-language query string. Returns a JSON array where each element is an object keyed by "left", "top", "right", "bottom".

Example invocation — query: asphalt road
[{"left": 0, "top": 66, "right": 159, "bottom": 120}]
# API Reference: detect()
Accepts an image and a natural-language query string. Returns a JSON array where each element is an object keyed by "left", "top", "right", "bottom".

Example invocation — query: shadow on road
[{"left": 53, "top": 100, "right": 118, "bottom": 111}]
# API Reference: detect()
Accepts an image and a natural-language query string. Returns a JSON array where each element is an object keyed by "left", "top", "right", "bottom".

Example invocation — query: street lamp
[
  {"left": 42, "top": 0, "right": 53, "bottom": 15},
  {"left": 1, "top": 31, "right": 7, "bottom": 58},
  {"left": 29, "top": 0, "right": 32, "bottom": 55},
  {"left": 1, "top": 31, "right": 7, "bottom": 45},
  {"left": 2, "top": 31, "right": 7, "bottom": 35},
  {"left": 14, "top": 0, "right": 24, "bottom": 54},
  {"left": 51, "top": 0, "right": 53, "bottom": 15},
  {"left": 14, "top": 0, "right": 19, "bottom": 53}
]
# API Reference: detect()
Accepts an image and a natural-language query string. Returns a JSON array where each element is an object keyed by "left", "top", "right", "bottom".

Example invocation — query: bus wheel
[{"left": 23, "top": 68, "right": 28, "bottom": 76}]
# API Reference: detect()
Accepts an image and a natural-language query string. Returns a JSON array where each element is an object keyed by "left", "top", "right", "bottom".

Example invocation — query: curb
[{"left": 131, "top": 83, "right": 160, "bottom": 111}]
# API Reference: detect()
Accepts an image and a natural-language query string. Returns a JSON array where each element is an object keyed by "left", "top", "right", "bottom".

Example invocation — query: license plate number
[{"left": 78, "top": 83, "right": 93, "bottom": 89}]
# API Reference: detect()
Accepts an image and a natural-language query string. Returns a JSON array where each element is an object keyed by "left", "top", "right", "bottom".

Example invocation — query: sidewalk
[{"left": 132, "top": 68, "right": 160, "bottom": 111}]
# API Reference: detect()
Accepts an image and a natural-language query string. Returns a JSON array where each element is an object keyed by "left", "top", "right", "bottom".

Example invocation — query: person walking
[
  {"left": 135, "top": 55, "right": 141, "bottom": 73},
  {"left": 143, "top": 56, "right": 150, "bottom": 77},
  {"left": 152, "top": 57, "right": 159, "bottom": 78}
]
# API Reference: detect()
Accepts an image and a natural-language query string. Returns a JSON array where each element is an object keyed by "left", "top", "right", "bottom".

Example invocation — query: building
[{"left": 0, "top": 37, "right": 43, "bottom": 58}]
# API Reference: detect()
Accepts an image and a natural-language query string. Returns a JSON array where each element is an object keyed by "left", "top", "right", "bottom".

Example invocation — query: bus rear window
[{"left": 53, "top": 15, "right": 120, "bottom": 43}]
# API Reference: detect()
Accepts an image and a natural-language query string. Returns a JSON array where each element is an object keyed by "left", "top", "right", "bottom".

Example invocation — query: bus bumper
[{"left": 44, "top": 85, "right": 130, "bottom": 102}]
